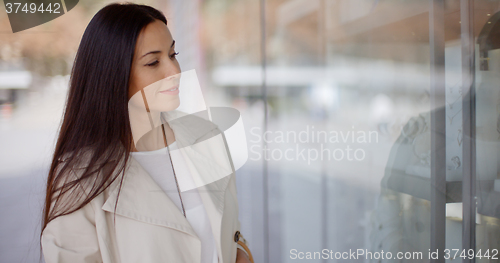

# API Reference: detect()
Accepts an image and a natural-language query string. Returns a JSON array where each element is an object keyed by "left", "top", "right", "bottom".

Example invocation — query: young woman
[{"left": 40, "top": 3, "right": 251, "bottom": 263}]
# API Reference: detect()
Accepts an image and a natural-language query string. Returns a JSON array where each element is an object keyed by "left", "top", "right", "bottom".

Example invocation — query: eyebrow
[{"left": 140, "top": 40, "right": 176, "bottom": 59}]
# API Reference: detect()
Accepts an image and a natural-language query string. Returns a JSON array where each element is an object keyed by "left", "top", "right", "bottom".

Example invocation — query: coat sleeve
[
  {"left": 229, "top": 167, "right": 250, "bottom": 257},
  {"left": 41, "top": 198, "right": 103, "bottom": 263}
]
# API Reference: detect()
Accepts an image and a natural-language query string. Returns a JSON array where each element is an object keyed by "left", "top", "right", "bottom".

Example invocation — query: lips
[{"left": 159, "top": 85, "right": 179, "bottom": 95}]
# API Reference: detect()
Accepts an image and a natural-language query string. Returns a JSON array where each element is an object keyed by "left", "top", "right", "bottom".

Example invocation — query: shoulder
[{"left": 41, "top": 191, "right": 102, "bottom": 263}]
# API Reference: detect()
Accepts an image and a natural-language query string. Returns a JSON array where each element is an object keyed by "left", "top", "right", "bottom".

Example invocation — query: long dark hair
[{"left": 40, "top": 1, "right": 168, "bottom": 246}]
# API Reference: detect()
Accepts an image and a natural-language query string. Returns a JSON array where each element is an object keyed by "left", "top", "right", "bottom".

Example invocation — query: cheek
[
  {"left": 128, "top": 81, "right": 140, "bottom": 100},
  {"left": 129, "top": 69, "right": 152, "bottom": 99},
  {"left": 128, "top": 69, "right": 142, "bottom": 99},
  {"left": 135, "top": 69, "right": 166, "bottom": 90}
]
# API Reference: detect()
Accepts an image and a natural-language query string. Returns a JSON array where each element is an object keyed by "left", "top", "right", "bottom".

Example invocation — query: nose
[{"left": 164, "top": 59, "right": 181, "bottom": 79}]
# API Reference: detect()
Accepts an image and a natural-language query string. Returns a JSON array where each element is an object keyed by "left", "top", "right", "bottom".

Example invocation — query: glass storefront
[{"left": 198, "top": 0, "right": 500, "bottom": 262}]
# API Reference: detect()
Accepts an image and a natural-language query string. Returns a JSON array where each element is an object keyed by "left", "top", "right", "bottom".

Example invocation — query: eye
[
  {"left": 170, "top": 52, "right": 179, "bottom": 59},
  {"left": 146, "top": 60, "right": 159, "bottom": 67}
]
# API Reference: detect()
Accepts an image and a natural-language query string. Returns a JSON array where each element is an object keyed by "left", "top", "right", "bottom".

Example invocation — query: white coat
[{"left": 41, "top": 111, "right": 247, "bottom": 263}]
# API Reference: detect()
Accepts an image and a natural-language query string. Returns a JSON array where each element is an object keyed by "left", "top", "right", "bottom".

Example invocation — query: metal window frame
[
  {"left": 460, "top": 1, "right": 476, "bottom": 263},
  {"left": 429, "top": 0, "right": 446, "bottom": 262}
]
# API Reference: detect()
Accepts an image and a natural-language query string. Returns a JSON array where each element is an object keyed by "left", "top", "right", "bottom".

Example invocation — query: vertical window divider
[
  {"left": 429, "top": 0, "right": 446, "bottom": 262},
  {"left": 460, "top": 0, "right": 476, "bottom": 262}
]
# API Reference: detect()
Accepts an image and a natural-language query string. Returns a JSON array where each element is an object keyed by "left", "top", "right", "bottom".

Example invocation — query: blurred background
[{"left": 1, "top": 0, "right": 500, "bottom": 262}]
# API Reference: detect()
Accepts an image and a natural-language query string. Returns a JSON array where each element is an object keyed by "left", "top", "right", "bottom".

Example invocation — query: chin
[
  {"left": 152, "top": 96, "right": 180, "bottom": 112},
  {"left": 171, "top": 97, "right": 181, "bottom": 109},
  {"left": 170, "top": 101, "right": 181, "bottom": 111}
]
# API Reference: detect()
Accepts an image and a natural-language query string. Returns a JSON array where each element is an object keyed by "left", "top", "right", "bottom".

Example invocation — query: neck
[
  {"left": 129, "top": 91, "right": 180, "bottom": 152},
  {"left": 129, "top": 107, "right": 176, "bottom": 152}
]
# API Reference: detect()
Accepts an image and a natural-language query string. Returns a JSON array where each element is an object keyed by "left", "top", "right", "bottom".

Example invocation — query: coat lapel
[
  {"left": 101, "top": 110, "right": 234, "bottom": 259},
  {"left": 101, "top": 156, "right": 198, "bottom": 237}
]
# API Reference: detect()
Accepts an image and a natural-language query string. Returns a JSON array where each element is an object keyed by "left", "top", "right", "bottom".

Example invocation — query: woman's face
[{"left": 128, "top": 19, "right": 181, "bottom": 111}]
